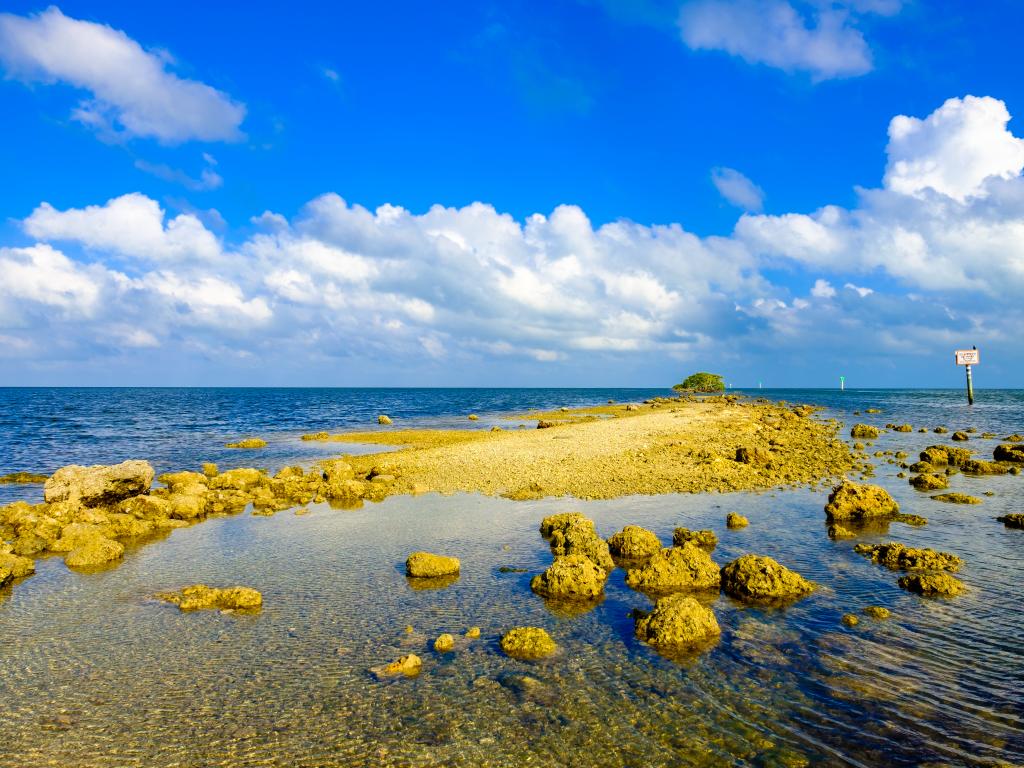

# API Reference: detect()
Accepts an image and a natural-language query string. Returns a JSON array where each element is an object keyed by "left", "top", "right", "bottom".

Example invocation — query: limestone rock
[
  {"left": 931, "top": 493, "right": 981, "bottom": 505},
  {"left": 157, "top": 584, "right": 263, "bottom": 611},
  {"left": 735, "top": 446, "right": 771, "bottom": 465},
  {"left": 301, "top": 432, "right": 329, "bottom": 441},
  {"left": 539, "top": 512, "right": 589, "bottom": 538},
  {"left": 920, "top": 445, "right": 972, "bottom": 467},
  {"left": 961, "top": 460, "right": 1009, "bottom": 475},
  {"left": 726, "top": 512, "right": 749, "bottom": 529},
  {"left": 910, "top": 473, "right": 948, "bottom": 491},
  {"left": 863, "top": 605, "right": 891, "bottom": 619},
  {"left": 65, "top": 537, "right": 124, "bottom": 568},
  {"left": 225, "top": 438, "right": 267, "bottom": 449},
  {"left": 850, "top": 424, "right": 880, "bottom": 439},
  {"left": 827, "top": 523, "right": 857, "bottom": 540},
  {"left": 672, "top": 527, "right": 717, "bottom": 550},
  {"left": 406, "top": 552, "right": 460, "bottom": 578},
  {"left": 500, "top": 627, "right": 556, "bottom": 660},
  {"left": 625, "top": 544, "right": 720, "bottom": 595},
  {"left": 898, "top": 572, "right": 965, "bottom": 597},
  {"left": 841, "top": 614, "right": 860, "bottom": 627},
  {"left": 378, "top": 415, "right": 393, "bottom": 425},
  {"left": 853, "top": 542, "right": 962, "bottom": 572},
  {"left": 373, "top": 654, "right": 422, "bottom": 678},
  {"left": 0, "top": 472, "right": 48, "bottom": 484},
  {"left": 607, "top": 525, "right": 661, "bottom": 560},
  {"left": 721, "top": 554, "right": 815, "bottom": 603},
  {"left": 996, "top": 513, "right": 1024, "bottom": 529},
  {"left": 549, "top": 520, "right": 614, "bottom": 572},
  {"left": 530, "top": 554, "right": 607, "bottom": 600},
  {"left": 44, "top": 460, "right": 154, "bottom": 506},
  {"left": 824, "top": 481, "right": 899, "bottom": 521},
  {"left": 950, "top": 431, "right": 969, "bottom": 442},
  {"left": 994, "top": 443, "right": 1024, "bottom": 462},
  {"left": 209, "top": 468, "right": 267, "bottom": 491},
  {"left": 434, "top": 633, "right": 455, "bottom": 652},
  {"left": 634, "top": 594, "right": 721, "bottom": 651},
  {"left": 0, "top": 551, "right": 35, "bottom": 580}
]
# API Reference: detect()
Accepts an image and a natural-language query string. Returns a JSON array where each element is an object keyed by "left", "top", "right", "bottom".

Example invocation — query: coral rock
[
  {"left": 406, "top": 552, "right": 461, "bottom": 578},
  {"left": 824, "top": 481, "right": 899, "bottom": 521},
  {"left": 625, "top": 544, "right": 720, "bottom": 595},
  {"left": 634, "top": 594, "right": 721, "bottom": 651},
  {"left": 721, "top": 554, "right": 815, "bottom": 603},
  {"left": 850, "top": 424, "right": 880, "bottom": 439},
  {"left": 530, "top": 554, "right": 608, "bottom": 600},
  {"left": 500, "top": 627, "right": 556, "bottom": 660},
  {"left": 853, "top": 542, "right": 962, "bottom": 572},
  {"left": 157, "top": 584, "right": 263, "bottom": 611},
  {"left": 44, "top": 460, "right": 154, "bottom": 507},
  {"left": 898, "top": 572, "right": 965, "bottom": 597},
  {"left": 672, "top": 527, "right": 717, "bottom": 550},
  {"left": 607, "top": 525, "right": 661, "bottom": 560},
  {"left": 726, "top": 512, "right": 749, "bottom": 529}
]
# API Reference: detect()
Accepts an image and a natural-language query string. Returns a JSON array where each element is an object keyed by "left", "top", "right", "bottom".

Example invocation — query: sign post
[{"left": 955, "top": 347, "right": 979, "bottom": 405}]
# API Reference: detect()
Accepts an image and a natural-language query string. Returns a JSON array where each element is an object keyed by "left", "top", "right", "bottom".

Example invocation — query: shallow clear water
[{"left": 1, "top": 388, "right": 1023, "bottom": 767}]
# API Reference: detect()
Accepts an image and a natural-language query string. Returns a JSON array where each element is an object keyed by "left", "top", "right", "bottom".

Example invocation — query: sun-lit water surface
[{"left": 1, "top": 388, "right": 1022, "bottom": 767}]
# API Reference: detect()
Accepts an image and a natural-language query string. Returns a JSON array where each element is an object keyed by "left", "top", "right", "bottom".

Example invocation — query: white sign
[{"left": 955, "top": 349, "right": 980, "bottom": 366}]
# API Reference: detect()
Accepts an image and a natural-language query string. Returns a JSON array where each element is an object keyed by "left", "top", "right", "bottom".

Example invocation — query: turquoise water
[{"left": 1, "top": 388, "right": 1022, "bottom": 766}]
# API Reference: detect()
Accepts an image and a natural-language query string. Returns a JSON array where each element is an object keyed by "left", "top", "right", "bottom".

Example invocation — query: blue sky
[{"left": 1, "top": 1, "right": 1022, "bottom": 387}]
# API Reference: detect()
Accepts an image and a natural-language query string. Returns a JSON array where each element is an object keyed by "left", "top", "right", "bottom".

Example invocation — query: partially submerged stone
[
  {"left": 157, "top": 584, "right": 263, "bottom": 611},
  {"left": 726, "top": 512, "right": 749, "bottom": 529},
  {"left": 634, "top": 594, "right": 721, "bottom": 652},
  {"left": 0, "top": 550, "right": 35, "bottom": 580},
  {"left": 996, "top": 514, "right": 1024, "bottom": 529},
  {"left": 44, "top": 460, "right": 154, "bottom": 506},
  {"left": 377, "top": 415, "right": 393, "bottom": 425},
  {"left": 933, "top": 426, "right": 949, "bottom": 434},
  {"left": 950, "top": 431, "right": 970, "bottom": 442},
  {"left": 850, "top": 424, "right": 880, "bottom": 439},
  {"left": 607, "top": 525, "right": 661, "bottom": 560},
  {"left": 863, "top": 605, "right": 891, "bottom": 619},
  {"left": 64, "top": 537, "right": 124, "bottom": 568},
  {"left": 961, "top": 459, "right": 1010, "bottom": 475},
  {"left": 406, "top": 552, "right": 461, "bottom": 578},
  {"left": 373, "top": 653, "right": 422, "bottom": 678},
  {"left": 301, "top": 432, "right": 329, "bottom": 441},
  {"left": 465, "top": 626, "right": 481, "bottom": 638},
  {"left": 841, "top": 614, "right": 860, "bottom": 627},
  {"left": 467, "top": 414, "right": 479, "bottom": 421},
  {"left": 672, "top": 527, "right": 717, "bottom": 550},
  {"left": 909, "top": 473, "right": 948, "bottom": 491},
  {"left": 0, "top": 472, "right": 48, "bottom": 484},
  {"left": 920, "top": 445, "right": 972, "bottom": 467},
  {"left": 624, "top": 544, "right": 720, "bottom": 595},
  {"left": 549, "top": 520, "right": 614, "bottom": 572},
  {"left": 827, "top": 523, "right": 857, "bottom": 540},
  {"left": 539, "top": 511, "right": 589, "bottom": 538},
  {"left": 721, "top": 554, "right": 815, "bottom": 603},
  {"left": 500, "top": 627, "right": 556, "bottom": 660},
  {"left": 824, "top": 481, "right": 899, "bottom": 521},
  {"left": 853, "top": 542, "right": 963, "bottom": 572},
  {"left": 434, "top": 633, "right": 455, "bottom": 652},
  {"left": 224, "top": 438, "right": 267, "bottom": 449},
  {"left": 994, "top": 443, "right": 1024, "bottom": 462},
  {"left": 530, "top": 554, "right": 607, "bottom": 600},
  {"left": 898, "top": 572, "right": 965, "bottom": 597},
  {"left": 893, "top": 424, "right": 913, "bottom": 433},
  {"left": 931, "top": 493, "right": 982, "bottom": 505}
]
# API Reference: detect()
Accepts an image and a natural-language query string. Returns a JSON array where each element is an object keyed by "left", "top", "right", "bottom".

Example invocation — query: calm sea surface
[{"left": 1, "top": 387, "right": 1022, "bottom": 767}]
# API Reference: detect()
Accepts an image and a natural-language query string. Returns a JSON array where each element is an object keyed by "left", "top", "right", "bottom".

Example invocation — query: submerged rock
[
  {"left": 931, "top": 493, "right": 982, "bottom": 505},
  {"left": 378, "top": 415, "right": 393, "bottom": 425},
  {"left": 44, "top": 460, "right": 154, "bottom": 507},
  {"left": 301, "top": 432, "right": 329, "bottom": 441},
  {"left": 893, "top": 424, "right": 913, "bottom": 433},
  {"left": 863, "top": 605, "right": 891, "bottom": 619},
  {"left": 894, "top": 513, "right": 928, "bottom": 527},
  {"left": 994, "top": 443, "right": 1024, "bottom": 462},
  {"left": 961, "top": 459, "right": 1010, "bottom": 475},
  {"left": 64, "top": 536, "right": 124, "bottom": 568},
  {"left": 853, "top": 542, "right": 963, "bottom": 572},
  {"left": 996, "top": 514, "right": 1024, "bottom": 529},
  {"left": 850, "top": 424, "right": 880, "bottom": 439},
  {"left": 225, "top": 438, "right": 267, "bottom": 449},
  {"left": 909, "top": 473, "right": 948, "bottom": 491},
  {"left": 824, "top": 481, "right": 899, "bottom": 521},
  {"left": 841, "top": 614, "right": 860, "bottom": 627},
  {"left": 624, "top": 544, "right": 720, "bottom": 595},
  {"left": 634, "top": 594, "right": 721, "bottom": 651},
  {"left": 950, "top": 431, "right": 970, "bottom": 442},
  {"left": 898, "top": 572, "right": 965, "bottom": 597},
  {"left": 157, "top": 584, "right": 263, "bottom": 611},
  {"left": 500, "top": 627, "right": 557, "bottom": 660},
  {"left": 720, "top": 554, "right": 815, "bottom": 603},
  {"left": 726, "top": 512, "right": 749, "bottom": 529},
  {"left": 530, "top": 554, "right": 607, "bottom": 600},
  {"left": 933, "top": 426, "right": 949, "bottom": 434},
  {"left": 607, "top": 525, "right": 661, "bottom": 560},
  {"left": 465, "top": 626, "right": 481, "bottom": 638},
  {"left": 0, "top": 472, "right": 48, "bottom": 484},
  {"left": 406, "top": 552, "right": 461, "bottom": 578},
  {"left": 467, "top": 414, "right": 479, "bottom": 421},
  {"left": 434, "top": 633, "right": 455, "bottom": 652},
  {"left": 672, "top": 527, "right": 717, "bottom": 550},
  {"left": 827, "top": 523, "right": 857, "bottom": 540}
]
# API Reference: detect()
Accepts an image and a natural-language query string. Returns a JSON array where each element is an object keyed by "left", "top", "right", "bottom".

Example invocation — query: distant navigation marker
[
  {"left": 840, "top": 376, "right": 845, "bottom": 391},
  {"left": 955, "top": 347, "right": 979, "bottom": 405}
]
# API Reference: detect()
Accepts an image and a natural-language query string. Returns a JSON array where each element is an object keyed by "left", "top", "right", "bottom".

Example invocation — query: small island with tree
[{"left": 673, "top": 372, "right": 726, "bottom": 393}]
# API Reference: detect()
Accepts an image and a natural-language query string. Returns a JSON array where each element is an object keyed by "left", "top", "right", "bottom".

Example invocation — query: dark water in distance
[{"left": 1, "top": 387, "right": 1023, "bottom": 767}]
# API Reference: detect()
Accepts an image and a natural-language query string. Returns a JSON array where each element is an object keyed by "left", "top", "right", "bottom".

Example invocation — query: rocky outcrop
[
  {"left": 0, "top": 472, "right": 48, "bottom": 484},
  {"left": 378, "top": 415, "right": 393, "bottom": 425},
  {"left": 961, "top": 460, "right": 1010, "bottom": 475},
  {"left": 824, "top": 481, "right": 899, "bottom": 521},
  {"left": 898, "top": 572, "right": 965, "bottom": 597},
  {"left": 853, "top": 542, "right": 962, "bottom": 571},
  {"left": 997, "top": 514, "right": 1024, "bottom": 529},
  {"left": 406, "top": 552, "right": 461, "bottom": 578},
  {"left": 720, "top": 554, "right": 815, "bottom": 603},
  {"left": 539, "top": 512, "right": 589, "bottom": 538},
  {"left": 548, "top": 519, "right": 614, "bottom": 572},
  {"left": 735, "top": 446, "right": 771, "bottom": 466},
  {"left": 931, "top": 493, "right": 982, "bottom": 505},
  {"left": 920, "top": 445, "right": 972, "bottom": 467},
  {"left": 892, "top": 424, "right": 913, "bottom": 433},
  {"left": 530, "top": 554, "right": 607, "bottom": 600},
  {"left": 157, "top": 584, "right": 263, "bottom": 611},
  {"left": 909, "top": 473, "right": 948, "bottom": 491},
  {"left": 950, "top": 431, "right": 970, "bottom": 442},
  {"left": 634, "top": 594, "right": 720, "bottom": 651},
  {"left": 624, "top": 544, "right": 720, "bottom": 595},
  {"left": 863, "top": 605, "right": 891, "bottom": 619},
  {"left": 672, "top": 528, "right": 717, "bottom": 550},
  {"left": 994, "top": 443, "right": 1024, "bottom": 462},
  {"left": 726, "top": 512, "right": 749, "bottom": 529},
  {"left": 434, "top": 633, "right": 455, "bottom": 652},
  {"left": 607, "top": 526, "right": 661, "bottom": 560},
  {"left": 850, "top": 424, "right": 880, "bottom": 439},
  {"left": 500, "top": 627, "right": 557, "bottom": 659},
  {"left": 224, "top": 438, "right": 267, "bottom": 449},
  {"left": 44, "top": 460, "right": 154, "bottom": 506}
]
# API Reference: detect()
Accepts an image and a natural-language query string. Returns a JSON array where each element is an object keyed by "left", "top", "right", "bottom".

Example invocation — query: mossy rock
[
  {"left": 377, "top": 415, "right": 393, "bottom": 425},
  {"left": 824, "top": 481, "right": 899, "bottom": 521},
  {"left": 225, "top": 438, "right": 267, "bottom": 449},
  {"left": 931, "top": 493, "right": 982, "bottom": 505},
  {"left": 909, "top": 473, "right": 948, "bottom": 491},
  {"left": 672, "top": 527, "right": 717, "bottom": 550},
  {"left": 634, "top": 594, "right": 720, "bottom": 652},
  {"left": 406, "top": 552, "right": 461, "bottom": 578},
  {"left": 434, "top": 633, "right": 455, "bottom": 652},
  {"left": 625, "top": 544, "right": 720, "bottom": 595},
  {"left": 0, "top": 472, "right": 48, "bottom": 484},
  {"left": 996, "top": 514, "right": 1024, "bottom": 529},
  {"left": 539, "top": 512, "right": 590, "bottom": 538},
  {"left": 994, "top": 443, "right": 1024, "bottom": 462},
  {"left": 950, "top": 431, "right": 970, "bottom": 442},
  {"left": 530, "top": 554, "right": 607, "bottom": 600},
  {"left": 726, "top": 512, "right": 749, "bottom": 529},
  {"left": 827, "top": 523, "right": 857, "bottom": 540},
  {"left": 721, "top": 554, "right": 815, "bottom": 603},
  {"left": 157, "top": 584, "right": 263, "bottom": 611},
  {"left": 853, "top": 542, "right": 962, "bottom": 572},
  {"left": 607, "top": 525, "right": 661, "bottom": 560},
  {"left": 898, "top": 572, "right": 965, "bottom": 597},
  {"left": 892, "top": 424, "right": 913, "bottom": 433},
  {"left": 850, "top": 424, "right": 880, "bottom": 439},
  {"left": 841, "top": 614, "right": 860, "bottom": 627},
  {"left": 862, "top": 605, "right": 891, "bottom": 619},
  {"left": 961, "top": 459, "right": 1010, "bottom": 475},
  {"left": 500, "top": 627, "right": 556, "bottom": 660},
  {"left": 549, "top": 521, "right": 614, "bottom": 572}
]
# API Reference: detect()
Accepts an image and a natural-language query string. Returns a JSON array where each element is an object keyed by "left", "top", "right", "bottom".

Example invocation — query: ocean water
[{"left": 1, "top": 387, "right": 1022, "bottom": 767}]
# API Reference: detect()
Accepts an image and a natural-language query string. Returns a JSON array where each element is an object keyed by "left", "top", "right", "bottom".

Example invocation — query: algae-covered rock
[
  {"left": 44, "top": 460, "right": 154, "bottom": 506},
  {"left": 378, "top": 415, "right": 393, "bottom": 425},
  {"left": 910, "top": 473, "right": 948, "bottom": 491},
  {"left": 530, "top": 554, "right": 607, "bottom": 600},
  {"left": 824, "top": 481, "right": 899, "bottom": 521},
  {"left": 853, "top": 542, "right": 963, "bottom": 572},
  {"left": 0, "top": 472, "right": 48, "bottom": 484},
  {"left": 624, "top": 544, "right": 720, "bottom": 595},
  {"left": 950, "top": 431, "right": 969, "bottom": 442},
  {"left": 465, "top": 626, "right": 481, "bottom": 638},
  {"left": 539, "top": 511, "right": 590, "bottom": 538},
  {"left": 962, "top": 459, "right": 1010, "bottom": 475},
  {"left": 301, "top": 432, "right": 329, "bottom": 441},
  {"left": 893, "top": 424, "right": 913, "bottom": 433},
  {"left": 65, "top": 537, "right": 124, "bottom": 568},
  {"left": 434, "top": 633, "right": 455, "bottom": 652},
  {"left": 726, "top": 512, "right": 749, "bottom": 529},
  {"left": 500, "top": 627, "right": 556, "bottom": 660},
  {"left": 225, "top": 438, "right": 267, "bottom": 449},
  {"left": 841, "top": 614, "right": 860, "bottom": 627},
  {"left": 850, "top": 424, "right": 880, "bottom": 439},
  {"left": 607, "top": 526, "right": 661, "bottom": 560},
  {"left": 827, "top": 523, "right": 857, "bottom": 540},
  {"left": 208, "top": 468, "right": 267, "bottom": 491},
  {"left": 931, "top": 493, "right": 982, "bottom": 505},
  {"left": 720, "top": 554, "right": 815, "bottom": 603},
  {"left": 373, "top": 653, "right": 422, "bottom": 678},
  {"left": 894, "top": 513, "right": 928, "bottom": 527},
  {"left": 996, "top": 513, "right": 1024, "bottom": 529},
  {"left": 672, "top": 527, "right": 717, "bottom": 550},
  {"left": 735, "top": 446, "right": 771, "bottom": 465},
  {"left": 994, "top": 443, "right": 1024, "bottom": 462},
  {"left": 898, "top": 572, "right": 965, "bottom": 597},
  {"left": 863, "top": 605, "right": 891, "bottom": 619},
  {"left": 0, "top": 551, "right": 35, "bottom": 579},
  {"left": 634, "top": 594, "right": 721, "bottom": 651},
  {"left": 467, "top": 414, "right": 479, "bottom": 421},
  {"left": 202, "top": 463, "right": 218, "bottom": 477},
  {"left": 549, "top": 520, "right": 614, "bottom": 572},
  {"left": 406, "top": 552, "right": 461, "bottom": 578},
  {"left": 934, "top": 426, "right": 949, "bottom": 434},
  {"left": 921, "top": 445, "right": 972, "bottom": 467},
  {"left": 157, "top": 584, "right": 263, "bottom": 611}
]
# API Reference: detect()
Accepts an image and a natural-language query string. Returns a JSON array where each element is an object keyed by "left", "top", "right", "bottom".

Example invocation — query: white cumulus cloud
[{"left": 0, "top": 7, "right": 245, "bottom": 143}]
